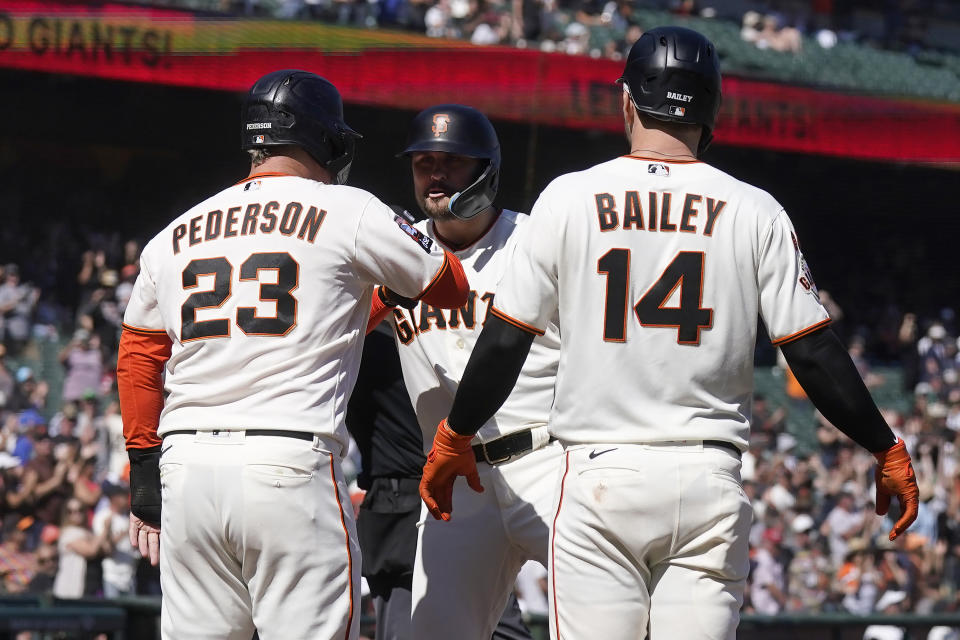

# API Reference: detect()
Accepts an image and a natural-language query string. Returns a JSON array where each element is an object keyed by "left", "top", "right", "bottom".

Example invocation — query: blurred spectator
[
  {"left": 515, "top": 560, "right": 548, "bottom": 618},
  {"left": 838, "top": 538, "right": 880, "bottom": 615},
  {"left": 425, "top": 0, "right": 460, "bottom": 38},
  {"left": 561, "top": 21, "right": 590, "bottom": 55},
  {"left": 752, "top": 526, "right": 788, "bottom": 614},
  {"left": 0, "top": 264, "right": 40, "bottom": 358},
  {"left": 863, "top": 589, "right": 908, "bottom": 640},
  {"left": 70, "top": 455, "right": 103, "bottom": 512},
  {"left": 0, "top": 515, "right": 36, "bottom": 593},
  {"left": 78, "top": 271, "right": 123, "bottom": 356},
  {"left": 93, "top": 484, "right": 136, "bottom": 597},
  {"left": 786, "top": 515, "right": 832, "bottom": 611},
  {"left": 115, "top": 264, "right": 138, "bottom": 315},
  {"left": 0, "top": 344, "right": 14, "bottom": 410},
  {"left": 99, "top": 400, "right": 127, "bottom": 483},
  {"left": 54, "top": 497, "right": 110, "bottom": 599},
  {"left": 821, "top": 492, "right": 866, "bottom": 565},
  {"left": 742, "top": 11, "right": 802, "bottom": 54},
  {"left": 11, "top": 433, "right": 71, "bottom": 535},
  {"left": 76, "top": 250, "right": 108, "bottom": 311},
  {"left": 850, "top": 336, "right": 886, "bottom": 389},
  {"left": 27, "top": 542, "right": 59, "bottom": 595},
  {"left": 59, "top": 330, "right": 104, "bottom": 404},
  {"left": 8, "top": 367, "right": 48, "bottom": 415},
  {"left": 899, "top": 312, "right": 921, "bottom": 392},
  {"left": 753, "top": 393, "right": 787, "bottom": 438}
]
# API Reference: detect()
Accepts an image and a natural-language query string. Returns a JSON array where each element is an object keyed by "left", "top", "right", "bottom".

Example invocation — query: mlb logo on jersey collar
[{"left": 647, "top": 163, "right": 670, "bottom": 177}]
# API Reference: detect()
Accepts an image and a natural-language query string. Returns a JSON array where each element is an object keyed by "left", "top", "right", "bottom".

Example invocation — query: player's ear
[
  {"left": 621, "top": 91, "right": 634, "bottom": 131},
  {"left": 620, "top": 91, "right": 637, "bottom": 128}
]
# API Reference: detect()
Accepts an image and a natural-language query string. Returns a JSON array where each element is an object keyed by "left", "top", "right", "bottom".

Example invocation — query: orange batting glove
[
  {"left": 873, "top": 438, "right": 920, "bottom": 541},
  {"left": 419, "top": 419, "right": 484, "bottom": 521}
]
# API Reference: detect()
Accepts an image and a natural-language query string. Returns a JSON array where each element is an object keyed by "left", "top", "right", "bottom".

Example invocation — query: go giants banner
[{"left": 1, "top": 0, "right": 958, "bottom": 162}]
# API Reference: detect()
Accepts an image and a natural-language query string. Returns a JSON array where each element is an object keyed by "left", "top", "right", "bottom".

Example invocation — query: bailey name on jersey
[
  {"left": 172, "top": 200, "right": 326, "bottom": 254},
  {"left": 594, "top": 191, "right": 726, "bottom": 235}
]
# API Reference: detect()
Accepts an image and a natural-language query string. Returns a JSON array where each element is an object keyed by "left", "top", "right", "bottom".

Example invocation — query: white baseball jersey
[
  {"left": 492, "top": 156, "right": 830, "bottom": 449},
  {"left": 123, "top": 173, "right": 454, "bottom": 450},
  {"left": 388, "top": 209, "right": 561, "bottom": 446}
]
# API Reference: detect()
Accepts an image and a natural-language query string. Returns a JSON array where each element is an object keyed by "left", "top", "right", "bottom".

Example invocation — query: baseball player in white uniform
[
  {"left": 367, "top": 104, "right": 562, "bottom": 639},
  {"left": 419, "top": 27, "right": 920, "bottom": 640},
  {"left": 117, "top": 70, "right": 469, "bottom": 640}
]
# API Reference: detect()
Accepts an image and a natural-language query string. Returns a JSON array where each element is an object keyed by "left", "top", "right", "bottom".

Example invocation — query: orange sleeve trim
[
  {"left": 417, "top": 251, "right": 469, "bottom": 309},
  {"left": 117, "top": 330, "right": 173, "bottom": 450},
  {"left": 771, "top": 318, "right": 832, "bottom": 346},
  {"left": 121, "top": 323, "right": 168, "bottom": 336},
  {"left": 417, "top": 252, "right": 450, "bottom": 298},
  {"left": 490, "top": 306, "right": 545, "bottom": 337},
  {"left": 366, "top": 289, "right": 392, "bottom": 335}
]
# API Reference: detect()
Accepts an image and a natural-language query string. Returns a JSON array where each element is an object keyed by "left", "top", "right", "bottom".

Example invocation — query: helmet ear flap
[{"left": 448, "top": 159, "right": 499, "bottom": 220}]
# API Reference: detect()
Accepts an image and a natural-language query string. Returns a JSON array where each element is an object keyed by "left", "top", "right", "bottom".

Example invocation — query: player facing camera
[{"left": 400, "top": 104, "right": 500, "bottom": 223}]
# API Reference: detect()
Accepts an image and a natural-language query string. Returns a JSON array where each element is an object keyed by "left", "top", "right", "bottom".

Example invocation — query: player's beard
[
  {"left": 418, "top": 182, "right": 458, "bottom": 222},
  {"left": 421, "top": 196, "right": 457, "bottom": 221}
]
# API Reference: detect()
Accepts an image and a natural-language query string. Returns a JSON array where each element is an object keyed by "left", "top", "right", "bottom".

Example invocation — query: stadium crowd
[
  {"left": 1, "top": 232, "right": 960, "bottom": 637},
  {"left": 229, "top": 0, "right": 957, "bottom": 62}
]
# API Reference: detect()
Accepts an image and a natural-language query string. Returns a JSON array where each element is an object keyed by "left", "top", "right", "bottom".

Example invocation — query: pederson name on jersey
[{"left": 172, "top": 200, "right": 327, "bottom": 254}]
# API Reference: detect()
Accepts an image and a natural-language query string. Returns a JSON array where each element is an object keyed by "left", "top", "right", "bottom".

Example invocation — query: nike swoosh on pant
[{"left": 588, "top": 448, "right": 617, "bottom": 459}]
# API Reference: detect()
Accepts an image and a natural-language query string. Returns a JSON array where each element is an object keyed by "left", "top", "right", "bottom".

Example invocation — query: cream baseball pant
[
  {"left": 549, "top": 442, "right": 752, "bottom": 640},
  {"left": 411, "top": 437, "right": 564, "bottom": 639},
  {"left": 158, "top": 431, "right": 361, "bottom": 640}
]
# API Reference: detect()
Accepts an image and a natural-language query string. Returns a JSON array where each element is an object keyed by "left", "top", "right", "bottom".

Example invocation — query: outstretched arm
[
  {"left": 447, "top": 317, "right": 535, "bottom": 435},
  {"left": 780, "top": 326, "right": 918, "bottom": 540},
  {"left": 419, "top": 316, "right": 536, "bottom": 521}
]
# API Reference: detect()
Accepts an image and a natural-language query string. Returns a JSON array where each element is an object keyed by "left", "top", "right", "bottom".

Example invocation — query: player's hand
[
  {"left": 129, "top": 514, "right": 161, "bottom": 566},
  {"left": 873, "top": 438, "right": 920, "bottom": 541},
  {"left": 377, "top": 285, "right": 418, "bottom": 310},
  {"left": 419, "top": 419, "right": 484, "bottom": 521}
]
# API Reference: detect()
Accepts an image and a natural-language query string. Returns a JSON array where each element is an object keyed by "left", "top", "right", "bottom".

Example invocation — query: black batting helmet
[
  {"left": 241, "top": 70, "right": 362, "bottom": 185},
  {"left": 400, "top": 104, "right": 501, "bottom": 220},
  {"left": 618, "top": 26, "right": 722, "bottom": 155}
]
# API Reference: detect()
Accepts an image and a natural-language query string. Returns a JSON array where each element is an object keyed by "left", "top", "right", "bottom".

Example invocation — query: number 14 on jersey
[{"left": 597, "top": 250, "right": 713, "bottom": 346}]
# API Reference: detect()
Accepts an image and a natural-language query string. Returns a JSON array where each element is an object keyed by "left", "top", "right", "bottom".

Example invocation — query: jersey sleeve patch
[
  {"left": 791, "top": 231, "right": 820, "bottom": 300},
  {"left": 394, "top": 215, "right": 434, "bottom": 254}
]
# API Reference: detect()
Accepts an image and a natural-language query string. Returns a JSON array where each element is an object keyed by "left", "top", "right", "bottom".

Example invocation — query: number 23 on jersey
[{"left": 180, "top": 252, "right": 299, "bottom": 342}]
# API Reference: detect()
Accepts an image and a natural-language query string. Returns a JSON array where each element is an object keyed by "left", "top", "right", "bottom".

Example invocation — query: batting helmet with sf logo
[{"left": 400, "top": 104, "right": 501, "bottom": 221}]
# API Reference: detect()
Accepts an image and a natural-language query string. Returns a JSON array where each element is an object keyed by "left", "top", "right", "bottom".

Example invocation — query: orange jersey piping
[
  {"left": 489, "top": 306, "right": 545, "bottom": 336},
  {"left": 771, "top": 318, "right": 832, "bottom": 346}
]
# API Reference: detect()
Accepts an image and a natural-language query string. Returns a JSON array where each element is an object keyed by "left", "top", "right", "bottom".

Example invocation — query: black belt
[
  {"left": 163, "top": 429, "right": 315, "bottom": 442},
  {"left": 703, "top": 440, "right": 742, "bottom": 458},
  {"left": 473, "top": 429, "right": 552, "bottom": 465}
]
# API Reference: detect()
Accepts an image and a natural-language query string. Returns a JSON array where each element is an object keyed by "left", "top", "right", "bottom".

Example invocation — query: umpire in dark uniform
[{"left": 348, "top": 320, "right": 533, "bottom": 640}]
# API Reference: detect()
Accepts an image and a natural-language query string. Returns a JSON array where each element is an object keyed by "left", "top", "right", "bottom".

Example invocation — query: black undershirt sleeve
[
  {"left": 447, "top": 315, "right": 536, "bottom": 436},
  {"left": 779, "top": 326, "right": 897, "bottom": 453}
]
